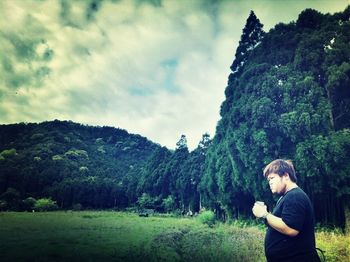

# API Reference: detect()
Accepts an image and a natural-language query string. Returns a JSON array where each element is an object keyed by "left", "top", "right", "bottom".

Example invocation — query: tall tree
[
  {"left": 230, "top": 10, "right": 264, "bottom": 75},
  {"left": 207, "top": 6, "right": 350, "bottom": 226},
  {"left": 221, "top": 10, "right": 264, "bottom": 115}
]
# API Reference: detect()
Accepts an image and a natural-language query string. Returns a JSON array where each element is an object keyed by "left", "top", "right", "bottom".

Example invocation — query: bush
[
  {"left": 0, "top": 187, "right": 20, "bottom": 210},
  {"left": 72, "top": 203, "right": 83, "bottom": 211},
  {"left": 0, "top": 200, "right": 7, "bottom": 211},
  {"left": 197, "top": 210, "right": 216, "bottom": 227},
  {"left": 22, "top": 197, "right": 37, "bottom": 211},
  {"left": 0, "top": 148, "right": 17, "bottom": 158},
  {"left": 162, "top": 195, "right": 175, "bottom": 213},
  {"left": 137, "top": 193, "right": 157, "bottom": 209},
  {"left": 34, "top": 198, "right": 58, "bottom": 211}
]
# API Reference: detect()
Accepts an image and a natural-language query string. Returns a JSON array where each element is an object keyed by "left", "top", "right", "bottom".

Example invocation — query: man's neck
[{"left": 284, "top": 182, "right": 298, "bottom": 194}]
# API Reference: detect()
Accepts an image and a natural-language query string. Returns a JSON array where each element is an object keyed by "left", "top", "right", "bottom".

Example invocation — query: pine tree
[
  {"left": 221, "top": 11, "right": 264, "bottom": 116},
  {"left": 176, "top": 134, "right": 188, "bottom": 150},
  {"left": 197, "top": 133, "right": 211, "bottom": 153},
  {"left": 230, "top": 10, "right": 264, "bottom": 75}
]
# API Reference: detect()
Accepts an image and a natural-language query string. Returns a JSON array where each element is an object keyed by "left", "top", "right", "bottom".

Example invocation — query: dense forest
[
  {"left": 0, "top": 119, "right": 211, "bottom": 213},
  {"left": 0, "top": 120, "right": 163, "bottom": 209},
  {"left": 1, "top": 7, "right": 350, "bottom": 228}
]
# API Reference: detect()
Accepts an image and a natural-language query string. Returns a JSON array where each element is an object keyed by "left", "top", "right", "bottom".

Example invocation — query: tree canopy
[{"left": 203, "top": 6, "right": 350, "bottom": 227}]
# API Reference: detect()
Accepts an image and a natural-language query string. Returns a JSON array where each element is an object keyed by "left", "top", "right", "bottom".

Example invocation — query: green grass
[
  {"left": 0, "top": 211, "right": 348, "bottom": 262},
  {"left": 0, "top": 211, "right": 264, "bottom": 261},
  {"left": 316, "top": 228, "right": 350, "bottom": 262}
]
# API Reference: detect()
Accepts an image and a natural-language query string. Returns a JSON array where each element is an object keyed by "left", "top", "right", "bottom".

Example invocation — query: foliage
[
  {"left": 33, "top": 198, "right": 58, "bottom": 211},
  {"left": 316, "top": 228, "right": 350, "bottom": 262},
  {"left": 0, "top": 120, "right": 161, "bottom": 210},
  {"left": 22, "top": 197, "right": 36, "bottom": 211},
  {"left": 72, "top": 203, "right": 83, "bottom": 211},
  {"left": 176, "top": 134, "right": 188, "bottom": 150},
  {"left": 203, "top": 6, "right": 350, "bottom": 226},
  {"left": 0, "top": 188, "right": 20, "bottom": 210},
  {"left": 0, "top": 200, "right": 7, "bottom": 210},
  {"left": 137, "top": 193, "right": 157, "bottom": 209},
  {"left": 162, "top": 195, "right": 175, "bottom": 213},
  {"left": 197, "top": 210, "right": 216, "bottom": 227},
  {"left": 230, "top": 10, "right": 264, "bottom": 75},
  {"left": 0, "top": 148, "right": 17, "bottom": 158}
]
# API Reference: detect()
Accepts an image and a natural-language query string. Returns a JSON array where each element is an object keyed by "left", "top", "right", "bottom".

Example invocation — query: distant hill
[{"left": 0, "top": 120, "right": 163, "bottom": 209}]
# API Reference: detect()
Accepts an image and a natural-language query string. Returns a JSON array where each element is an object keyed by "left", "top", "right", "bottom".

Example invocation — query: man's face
[{"left": 267, "top": 173, "right": 286, "bottom": 194}]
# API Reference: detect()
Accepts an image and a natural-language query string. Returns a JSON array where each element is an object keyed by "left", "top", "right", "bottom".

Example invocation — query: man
[{"left": 252, "top": 159, "right": 320, "bottom": 262}]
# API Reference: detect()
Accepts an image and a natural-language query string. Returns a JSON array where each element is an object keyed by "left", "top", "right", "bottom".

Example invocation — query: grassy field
[{"left": 0, "top": 211, "right": 348, "bottom": 262}]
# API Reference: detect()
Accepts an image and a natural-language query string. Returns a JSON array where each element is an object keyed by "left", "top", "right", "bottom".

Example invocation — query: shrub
[
  {"left": 137, "top": 193, "right": 157, "bottom": 209},
  {"left": 33, "top": 156, "right": 41, "bottom": 162},
  {"left": 0, "top": 200, "right": 7, "bottom": 211},
  {"left": 0, "top": 187, "right": 20, "bottom": 202},
  {"left": 79, "top": 166, "right": 89, "bottom": 173},
  {"left": 0, "top": 148, "right": 17, "bottom": 158},
  {"left": 162, "top": 195, "right": 175, "bottom": 213},
  {"left": 22, "top": 197, "right": 37, "bottom": 211},
  {"left": 72, "top": 203, "right": 83, "bottom": 211},
  {"left": 52, "top": 155, "right": 63, "bottom": 161},
  {"left": 197, "top": 210, "right": 216, "bottom": 227},
  {"left": 0, "top": 187, "right": 20, "bottom": 210},
  {"left": 64, "top": 149, "right": 89, "bottom": 160},
  {"left": 34, "top": 198, "right": 58, "bottom": 211}
]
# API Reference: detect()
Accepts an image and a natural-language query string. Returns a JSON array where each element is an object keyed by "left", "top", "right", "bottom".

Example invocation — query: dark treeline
[{"left": 1, "top": 7, "right": 350, "bottom": 228}]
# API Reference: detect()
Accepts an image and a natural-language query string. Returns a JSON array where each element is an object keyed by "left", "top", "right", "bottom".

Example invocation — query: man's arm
[
  {"left": 252, "top": 203, "right": 299, "bottom": 237},
  {"left": 265, "top": 213, "right": 299, "bottom": 237}
]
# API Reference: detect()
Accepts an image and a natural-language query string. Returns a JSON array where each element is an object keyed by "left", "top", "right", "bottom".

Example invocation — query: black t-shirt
[{"left": 264, "top": 187, "right": 317, "bottom": 261}]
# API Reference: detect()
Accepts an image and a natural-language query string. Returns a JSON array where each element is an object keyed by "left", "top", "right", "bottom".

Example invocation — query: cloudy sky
[{"left": 1, "top": 0, "right": 349, "bottom": 150}]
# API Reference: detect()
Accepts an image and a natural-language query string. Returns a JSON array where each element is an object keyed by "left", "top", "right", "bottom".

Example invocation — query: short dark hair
[{"left": 263, "top": 159, "right": 297, "bottom": 182}]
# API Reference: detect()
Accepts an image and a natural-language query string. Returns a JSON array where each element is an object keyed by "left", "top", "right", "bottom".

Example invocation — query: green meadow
[{"left": 0, "top": 211, "right": 348, "bottom": 262}]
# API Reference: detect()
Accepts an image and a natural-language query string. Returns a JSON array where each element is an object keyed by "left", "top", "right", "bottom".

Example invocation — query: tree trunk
[
  {"left": 325, "top": 87, "right": 335, "bottom": 130},
  {"left": 345, "top": 205, "right": 350, "bottom": 234}
]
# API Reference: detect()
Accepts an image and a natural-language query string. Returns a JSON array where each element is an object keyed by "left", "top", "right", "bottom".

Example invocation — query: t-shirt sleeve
[{"left": 281, "top": 194, "right": 306, "bottom": 231}]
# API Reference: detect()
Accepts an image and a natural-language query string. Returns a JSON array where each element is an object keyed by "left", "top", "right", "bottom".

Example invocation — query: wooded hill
[
  {"left": 0, "top": 120, "right": 162, "bottom": 209},
  {"left": 1, "top": 7, "right": 350, "bottom": 228},
  {"left": 0, "top": 120, "right": 211, "bottom": 213}
]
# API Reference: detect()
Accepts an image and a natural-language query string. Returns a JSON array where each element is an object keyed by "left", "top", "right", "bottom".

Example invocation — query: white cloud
[{"left": 0, "top": 0, "right": 349, "bottom": 150}]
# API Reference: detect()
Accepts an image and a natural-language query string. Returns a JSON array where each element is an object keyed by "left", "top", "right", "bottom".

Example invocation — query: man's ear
[{"left": 283, "top": 172, "right": 290, "bottom": 180}]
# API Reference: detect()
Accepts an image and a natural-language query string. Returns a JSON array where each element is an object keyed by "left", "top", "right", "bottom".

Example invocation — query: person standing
[{"left": 252, "top": 159, "right": 320, "bottom": 262}]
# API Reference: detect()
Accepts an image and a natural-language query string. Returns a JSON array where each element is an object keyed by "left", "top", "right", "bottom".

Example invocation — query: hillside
[{"left": 0, "top": 120, "right": 162, "bottom": 209}]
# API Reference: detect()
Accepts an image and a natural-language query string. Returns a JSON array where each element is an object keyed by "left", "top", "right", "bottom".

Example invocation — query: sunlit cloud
[{"left": 0, "top": 0, "right": 348, "bottom": 150}]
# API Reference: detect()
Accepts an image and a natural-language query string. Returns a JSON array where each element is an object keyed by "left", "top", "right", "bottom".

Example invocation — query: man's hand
[
  {"left": 252, "top": 201, "right": 300, "bottom": 237},
  {"left": 252, "top": 201, "right": 268, "bottom": 218}
]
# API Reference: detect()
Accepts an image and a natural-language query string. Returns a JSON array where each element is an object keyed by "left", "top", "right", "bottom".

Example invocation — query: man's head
[{"left": 263, "top": 159, "right": 297, "bottom": 194}]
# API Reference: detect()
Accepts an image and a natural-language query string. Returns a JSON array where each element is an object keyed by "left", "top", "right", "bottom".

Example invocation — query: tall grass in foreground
[
  {"left": 316, "top": 228, "right": 350, "bottom": 262},
  {"left": 0, "top": 211, "right": 348, "bottom": 261}
]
